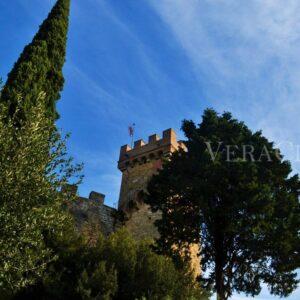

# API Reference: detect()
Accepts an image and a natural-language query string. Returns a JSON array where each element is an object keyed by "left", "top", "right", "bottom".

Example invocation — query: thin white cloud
[
  {"left": 66, "top": 0, "right": 181, "bottom": 132},
  {"left": 148, "top": 0, "right": 300, "bottom": 171},
  {"left": 66, "top": 61, "right": 167, "bottom": 133},
  {"left": 89, "top": 0, "right": 172, "bottom": 88},
  {"left": 16, "top": 0, "right": 55, "bottom": 22},
  {"left": 149, "top": 0, "right": 300, "bottom": 77}
]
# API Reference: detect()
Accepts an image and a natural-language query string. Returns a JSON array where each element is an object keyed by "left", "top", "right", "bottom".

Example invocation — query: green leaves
[
  {"left": 146, "top": 108, "right": 300, "bottom": 300},
  {"left": 0, "top": 95, "right": 82, "bottom": 295},
  {"left": 77, "top": 262, "right": 118, "bottom": 300},
  {"left": 13, "top": 228, "right": 209, "bottom": 300},
  {"left": 0, "top": 0, "right": 70, "bottom": 122}
]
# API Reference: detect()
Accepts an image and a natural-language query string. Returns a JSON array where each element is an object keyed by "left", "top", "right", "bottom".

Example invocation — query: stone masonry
[
  {"left": 68, "top": 128, "right": 200, "bottom": 274},
  {"left": 67, "top": 186, "right": 117, "bottom": 245},
  {"left": 117, "top": 128, "right": 186, "bottom": 240}
]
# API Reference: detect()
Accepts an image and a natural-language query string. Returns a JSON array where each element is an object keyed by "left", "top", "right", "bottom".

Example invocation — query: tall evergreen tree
[
  {"left": 0, "top": 0, "right": 70, "bottom": 122},
  {"left": 146, "top": 109, "right": 300, "bottom": 300}
]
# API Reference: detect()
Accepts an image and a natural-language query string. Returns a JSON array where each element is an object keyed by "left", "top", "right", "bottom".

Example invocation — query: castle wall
[
  {"left": 118, "top": 158, "right": 163, "bottom": 240},
  {"left": 125, "top": 203, "right": 161, "bottom": 240},
  {"left": 68, "top": 189, "right": 117, "bottom": 245}
]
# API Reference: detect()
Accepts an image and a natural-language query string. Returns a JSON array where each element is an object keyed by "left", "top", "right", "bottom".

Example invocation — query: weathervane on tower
[{"left": 128, "top": 123, "right": 135, "bottom": 148}]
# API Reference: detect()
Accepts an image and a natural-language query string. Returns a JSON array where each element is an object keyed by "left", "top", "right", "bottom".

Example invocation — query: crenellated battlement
[
  {"left": 118, "top": 128, "right": 186, "bottom": 171},
  {"left": 65, "top": 186, "right": 117, "bottom": 241},
  {"left": 117, "top": 128, "right": 187, "bottom": 240}
]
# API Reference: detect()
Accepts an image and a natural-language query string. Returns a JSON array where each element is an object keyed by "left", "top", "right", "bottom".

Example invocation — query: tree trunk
[
  {"left": 216, "top": 258, "right": 225, "bottom": 300},
  {"left": 215, "top": 230, "right": 226, "bottom": 300}
]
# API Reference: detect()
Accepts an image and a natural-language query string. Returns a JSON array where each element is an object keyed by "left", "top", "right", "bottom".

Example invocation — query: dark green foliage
[
  {"left": 0, "top": 0, "right": 70, "bottom": 121},
  {"left": 77, "top": 262, "right": 118, "bottom": 300},
  {"left": 146, "top": 109, "right": 300, "bottom": 300},
  {"left": 14, "top": 228, "right": 210, "bottom": 300}
]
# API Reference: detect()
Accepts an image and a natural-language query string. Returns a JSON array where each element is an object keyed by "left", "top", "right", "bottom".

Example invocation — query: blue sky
[{"left": 1, "top": 1, "right": 300, "bottom": 299}]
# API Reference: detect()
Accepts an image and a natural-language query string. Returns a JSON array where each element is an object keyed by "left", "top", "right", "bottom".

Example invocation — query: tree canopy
[
  {"left": 146, "top": 108, "right": 300, "bottom": 300},
  {"left": 13, "top": 228, "right": 209, "bottom": 300},
  {"left": 0, "top": 0, "right": 70, "bottom": 122},
  {"left": 0, "top": 93, "right": 82, "bottom": 297},
  {"left": 0, "top": 2, "right": 76, "bottom": 295}
]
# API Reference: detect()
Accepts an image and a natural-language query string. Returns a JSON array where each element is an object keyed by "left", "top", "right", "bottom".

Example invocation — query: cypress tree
[
  {"left": 146, "top": 109, "right": 300, "bottom": 300},
  {"left": 0, "top": 0, "right": 70, "bottom": 122}
]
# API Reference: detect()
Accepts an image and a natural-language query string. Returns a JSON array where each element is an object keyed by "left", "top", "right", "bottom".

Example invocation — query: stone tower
[{"left": 117, "top": 128, "right": 186, "bottom": 240}]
